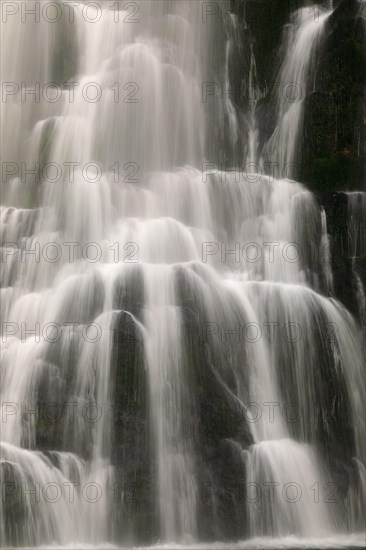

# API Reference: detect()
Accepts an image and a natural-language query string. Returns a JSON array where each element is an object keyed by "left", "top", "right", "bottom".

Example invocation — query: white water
[{"left": 1, "top": 1, "right": 365, "bottom": 548}]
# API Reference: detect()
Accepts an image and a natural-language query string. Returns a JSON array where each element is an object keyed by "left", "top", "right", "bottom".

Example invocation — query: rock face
[
  {"left": 176, "top": 267, "right": 254, "bottom": 540},
  {"left": 301, "top": 0, "right": 366, "bottom": 193},
  {"left": 231, "top": 0, "right": 293, "bottom": 85},
  {"left": 110, "top": 311, "right": 156, "bottom": 544},
  {"left": 300, "top": 0, "right": 366, "bottom": 333},
  {"left": 233, "top": 0, "right": 366, "bottom": 310},
  {"left": 1, "top": 461, "right": 29, "bottom": 547},
  {"left": 322, "top": 191, "right": 366, "bottom": 318},
  {"left": 2, "top": 1, "right": 365, "bottom": 545},
  {"left": 298, "top": 0, "right": 366, "bottom": 321}
]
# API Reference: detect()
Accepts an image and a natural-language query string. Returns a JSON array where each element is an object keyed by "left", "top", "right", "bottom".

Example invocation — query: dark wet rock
[
  {"left": 301, "top": 0, "right": 366, "bottom": 192},
  {"left": 113, "top": 265, "right": 145, "bottom": 321},
  {"left": 322, "top": 192, "right": 366, "bottom": 318},
  {"left": 0, "top": 461, "right": 32, "bottom": 547},
  {"left": 175, "top": 265, "right": 253, "bottom": 539},
  {"left": 110, "top": 310, "right": 157, "bottom": 543}
]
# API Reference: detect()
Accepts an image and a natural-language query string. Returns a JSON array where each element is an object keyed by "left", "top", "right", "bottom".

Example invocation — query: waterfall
[
  {"left": 246, "top": 45, "right": 262, "bottom": 167},
  {"left": 224, "top": 13, "right": 240, "bottom": 163},
  {"left": 263, "top": 7, "right": 331, "bottom": 178},
  {"left": 1, "top": 1, "right": 365, "bottom": 548},
  {"left": 143, "top": 267, "right": 197, "bottom": 541}
]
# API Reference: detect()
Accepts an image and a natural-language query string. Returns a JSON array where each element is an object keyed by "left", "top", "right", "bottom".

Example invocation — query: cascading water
[
  {"left": 262, "top": 6, "right": 331, "bottom": 178},
  {"left": 1, "top": 1, "right": 365, "bottom": 548}
]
